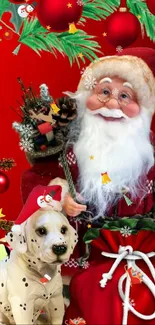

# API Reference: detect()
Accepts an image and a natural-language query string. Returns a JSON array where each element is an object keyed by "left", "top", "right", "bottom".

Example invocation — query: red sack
[{"left": 64, "top": 221, "right": 155, "bottom": 325}]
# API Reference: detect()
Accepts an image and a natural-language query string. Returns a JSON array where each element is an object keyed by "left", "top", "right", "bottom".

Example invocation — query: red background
[{"left": 0, "top": 11, "right": 155, "bottom": 224}]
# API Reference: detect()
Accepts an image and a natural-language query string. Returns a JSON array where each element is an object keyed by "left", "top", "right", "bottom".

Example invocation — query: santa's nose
[{"left": 106, "top": 98, "right": 120, "bottom": 109}]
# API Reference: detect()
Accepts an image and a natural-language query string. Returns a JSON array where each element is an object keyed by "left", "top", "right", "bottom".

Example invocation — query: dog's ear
[
  {"left": 5, "top": 224, "right": 27, "bottom": 253},
  {"left": 68, "top": 224, "right": 78, "bottom": 254}
]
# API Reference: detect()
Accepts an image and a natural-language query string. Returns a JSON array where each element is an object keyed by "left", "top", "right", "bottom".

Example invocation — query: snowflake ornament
[
  {"left": 13, "top": 122, "right": 34, "bottom": 138},
  {"left": 112, "top": 88, "right": 119, "bottom": 97},
  {"left": 120, "top": 226, "right": 132, "bottom": 238},
  {"left": 19, "top": 138, "right": 34, "bottom": 152},
  {"left": 83, "top": 69, "right": 97, "bottom": 90},
  {"left": 81, "top": 261, "right": 90, "bottom": 269},
  {"left": 116, "top": 46, "right": 123, "bottom": 53},
  {"left": 77, "top": 0, "right": 83, "bottom": 5}
]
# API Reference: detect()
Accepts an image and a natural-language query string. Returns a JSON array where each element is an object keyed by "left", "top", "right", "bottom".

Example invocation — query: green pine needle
[
  {"left": 19, "top": 19, "right": 101, "bottom": 65},
  {"left": 82, "top": 0, "right": 120, "bottom": 21},
  {"left": 127, "top": 0, "right": 155, "bottom": 41}
]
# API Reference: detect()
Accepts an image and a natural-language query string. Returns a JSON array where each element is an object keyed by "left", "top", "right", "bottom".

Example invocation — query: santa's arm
[{"left": 48, "top": 177, "right": 87, "bottom": 216}]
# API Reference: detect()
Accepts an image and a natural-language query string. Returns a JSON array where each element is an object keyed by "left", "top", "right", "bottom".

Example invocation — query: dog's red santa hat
[{"left": 14, "top": 185, "right": 62, "bottom": 225}]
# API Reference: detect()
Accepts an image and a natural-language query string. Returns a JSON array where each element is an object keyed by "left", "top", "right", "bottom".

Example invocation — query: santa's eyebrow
[
  {"left": 123, "top": 82, "right": 133, "bottom": 89},
  {"left": 99, "top": 77, "right": 112, "bottom": 84}
]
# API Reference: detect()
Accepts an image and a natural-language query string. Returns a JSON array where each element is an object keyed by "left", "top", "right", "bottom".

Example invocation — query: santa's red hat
[
  {"left": 118, "top": 47, "right": 155, "bottom": 77},
  {"left": 14, "top": 185, "right": 62, "bottom": 225},
  {"left": 78, "top": 47, "right": 155, "bottom": 114}
]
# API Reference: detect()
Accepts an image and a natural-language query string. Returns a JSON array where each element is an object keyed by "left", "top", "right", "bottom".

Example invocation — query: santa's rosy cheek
[
  {"left": 122, "top": 103, "right": 140, "bottom": 118},
  {"left": 86, "top": 95, "right": 102, "bottom": 110}
]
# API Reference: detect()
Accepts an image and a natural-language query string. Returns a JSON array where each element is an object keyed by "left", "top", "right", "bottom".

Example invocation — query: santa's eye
[
  {"left": 61, "top": 226, "right": 67, "bottom": 235},
  {"left": 102, "top": 88, "right": 110, "bottom": 96},
  {"left": 36, "top": 227, "right": 47, "bottom": 236},
  {"left": 120, "top": 92, "right": 130, "bottom": 99}
]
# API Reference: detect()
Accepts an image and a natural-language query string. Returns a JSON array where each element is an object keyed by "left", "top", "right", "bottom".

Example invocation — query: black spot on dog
[
  {"left": 1, "top": 283, "right": 4, "bottom": 287},
  {"left": 10, "top": 233, "right": 13, "bottom": 238}
]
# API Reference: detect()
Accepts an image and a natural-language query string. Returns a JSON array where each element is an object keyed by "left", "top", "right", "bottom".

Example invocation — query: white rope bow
[{"left": 100, "top": 245, "right": 155, "bottom": 325}]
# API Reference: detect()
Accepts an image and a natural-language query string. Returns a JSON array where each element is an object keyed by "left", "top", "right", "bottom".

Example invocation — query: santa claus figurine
[{"left": 21, "top": 48, "right": 155, "bottom": 324}]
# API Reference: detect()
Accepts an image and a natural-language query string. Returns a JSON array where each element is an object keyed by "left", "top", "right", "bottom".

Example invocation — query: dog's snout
[{"left": 52, "top": 244, "right": 67, "bottom": 256}]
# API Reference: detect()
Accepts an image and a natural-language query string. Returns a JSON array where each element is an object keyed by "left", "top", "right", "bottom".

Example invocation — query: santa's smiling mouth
[{"left": 97, "top": 114, "right": 125, "bottom": 122}]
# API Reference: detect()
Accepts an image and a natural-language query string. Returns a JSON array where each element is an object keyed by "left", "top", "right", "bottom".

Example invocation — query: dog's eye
[
  {"left": 36, "top": 227, "right": 47, "bottom": 236},
  {"left": 61, "top": 226, "right": 67, "bottom": 235}
]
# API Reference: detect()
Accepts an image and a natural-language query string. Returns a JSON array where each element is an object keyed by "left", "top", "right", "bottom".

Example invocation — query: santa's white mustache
[{"left": 88, "top": 107, "right": 128, "bottom": 119}]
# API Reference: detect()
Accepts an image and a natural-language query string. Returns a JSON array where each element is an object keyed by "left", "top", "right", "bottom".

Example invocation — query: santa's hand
[{"left": 63, "top": 193, "right": 87, "bottom": 217}]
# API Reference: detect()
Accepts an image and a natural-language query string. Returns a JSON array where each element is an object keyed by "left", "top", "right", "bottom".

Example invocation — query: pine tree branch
[
  {"left": 82, "top": 0, "right": 120, "bottom": 21},
  {"left": 0, "top": 158, "right": 16, "bottom": 171},
  {"left": 127, "top": 0, "right": 155, "bottom": 41},
  {"left": 19, "top": 19, "right": 101, "bottom": 65}
]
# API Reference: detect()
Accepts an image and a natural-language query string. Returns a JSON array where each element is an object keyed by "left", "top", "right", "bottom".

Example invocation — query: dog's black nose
[{"left": 52, "top": 244, "right": 67, "bottom": 256}]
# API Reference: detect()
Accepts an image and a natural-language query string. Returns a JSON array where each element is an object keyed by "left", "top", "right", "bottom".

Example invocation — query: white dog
[{"left": 0, "top": 205, "right": 77, "bottom": 325}]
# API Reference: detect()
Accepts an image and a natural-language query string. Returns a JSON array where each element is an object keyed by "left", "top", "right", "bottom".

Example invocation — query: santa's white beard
[{"left": 68, "top": 92, "right": 154, "bottom": 218}]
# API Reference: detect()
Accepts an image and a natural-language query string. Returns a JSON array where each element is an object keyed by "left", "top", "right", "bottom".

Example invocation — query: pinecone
[
  {"left": 54, "top": 97, "right": 77, "bottom": 127},
  {"left": 0, "top": 220, "right": 14, "bottom": 232}
]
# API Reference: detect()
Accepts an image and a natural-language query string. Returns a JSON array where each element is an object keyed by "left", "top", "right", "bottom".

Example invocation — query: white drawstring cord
[{"left": 100, "top": 245, "right": 155, "bottom": 325}]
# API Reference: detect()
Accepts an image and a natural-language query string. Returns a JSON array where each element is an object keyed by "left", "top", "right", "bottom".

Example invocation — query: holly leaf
[
  {"left": 8, "top": 3, "right": 23, "bottom": 33},
  {"left": 83, "top": 228, "right": 100, "bottom": 244},
  {"left": 0, "top": 0, "right": 10, "bottom": 19}
]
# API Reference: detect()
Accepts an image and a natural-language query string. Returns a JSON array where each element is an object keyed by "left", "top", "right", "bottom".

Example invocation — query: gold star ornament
[
  {"left": 67, "top": 2, "right": 72, "bottom": 8},
  {"left": 78, "top": 53, "right": 84, "bottom": 59}
]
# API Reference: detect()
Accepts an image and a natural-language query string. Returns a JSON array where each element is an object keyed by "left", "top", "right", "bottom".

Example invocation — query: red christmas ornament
[
  {"left": 105, "top": 8, "right": 140, "bottom": 48},
  {"left": 0, "top": 172, "right": 10, "bottom": 194},
  {"left": 146, "top": 0, "right": 155, "bottom": 15},
  {"left": 37, "top": 0, "right": 83, "bottom": 32},
  {"left": 9, "top": 0, "right": 35, "bottom": 3},
  {"left": 9, "top": 0, "right": 27, "bottom": 3}
]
